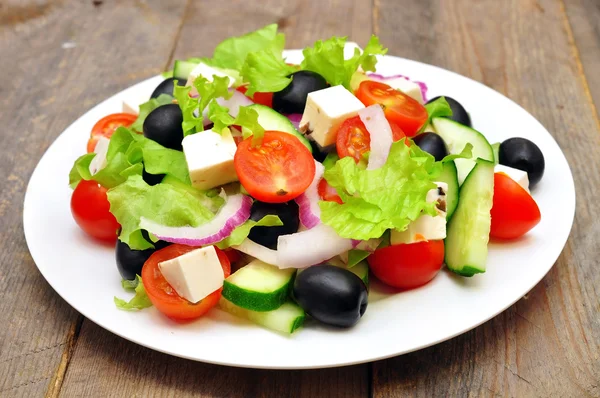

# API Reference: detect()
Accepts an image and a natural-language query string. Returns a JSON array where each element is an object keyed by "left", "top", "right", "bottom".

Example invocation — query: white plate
[{"left": 23, "top": 51, "right": 575, "bottom": 369}]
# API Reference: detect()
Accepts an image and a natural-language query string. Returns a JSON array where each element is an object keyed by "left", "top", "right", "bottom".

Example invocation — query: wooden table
[{"left": 1, "top": 0, "right": 599, "bottom": 396}]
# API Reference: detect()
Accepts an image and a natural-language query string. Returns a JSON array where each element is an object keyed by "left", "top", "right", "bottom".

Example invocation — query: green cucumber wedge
[
  {"left": 432, "top": 117, "right": 494, "bottom": 184},
  {"left": 222, "top": 260, "right": 296, "bottom": 311},
  {"left": 437, "top": 161, "right": 459, "bottom": 220},
  {"left": 247, "top": 104, "right": 312, "bottom": 152},
  {"left": 173, "top": 60, "right": 200, "bottom": 82},
  {"left": 219, "top": 297, "right": 305, "bottom": 334},
  {"left": 445, "top": 159, "right": 495, "bottom": 277}
]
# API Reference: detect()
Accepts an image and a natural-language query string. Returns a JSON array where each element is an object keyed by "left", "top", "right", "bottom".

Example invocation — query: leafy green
[
  {"left": 114, "top": 276, "right": 153, "bottom": 311},
  {"left": 215, "top": 215, "right": 283, "bottom": 249},
  {"left": 301, "top": 35, "right": 387, "bottom": 90},
  {"left": 107, "top": 175, "right": 216, "bottom": 250},
  {"left": 207, "top": 100, "right": 265, "bottom": 146},
  {"left": 422, "top": 96, "right": 453, "bottom": 132},
  {"left": 241, "top": 49, "right": 296, "bottom": 96},
  {"left": 319, "top": 141, "right": 438, "bottom": 240},
  {"left": 131, "top": 94, "right": 173, "bottom": 132},
  {"left": 322, "top": 153, "right": 340, "bottom": 170},
  {"left": 121, "top": 277, "right": 140, "bottom": 291}
]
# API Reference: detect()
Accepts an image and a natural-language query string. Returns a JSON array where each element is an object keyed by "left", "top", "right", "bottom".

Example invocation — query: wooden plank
[
  {"left": 59, "top": 1, "right": 370, "bottom": 397},
  {"left": 0, "top": 1, "right": 188, "bottom": 397},
  {"left": 372, "top": 0, "right": 600, "bottom": 396}
]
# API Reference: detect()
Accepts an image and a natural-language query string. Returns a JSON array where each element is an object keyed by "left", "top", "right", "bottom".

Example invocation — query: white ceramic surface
[{"left": 23, "top": 51, "right": 575, "bottom": 369}]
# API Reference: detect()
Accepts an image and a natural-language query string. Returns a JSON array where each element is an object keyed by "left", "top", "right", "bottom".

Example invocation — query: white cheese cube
[
  {"left": 495, "top": 164, "right": 530, "bottom": 192},
  {"left": 186, "top": 62, "right": 235, "bottom": 96},
  {"left": 122, "top": 92, "right": 152, "bottom": 115},
  {"left": 89, "top": 136, "right": 110, "bottom": 175},
  {"left": 299, "top": 85, "right": 365, "bottom": 148},
  {"left": 391, "top": 182, "right": 448, "bottom": 245},
  {"left": 158, "top": 246, "right": 225, "bottom": 304},
  {"left": 383, "top": 77, "right": 424, "bottom": 104},
  {"left": 182, "top": 128, "right": 238, "bottom": 190}
]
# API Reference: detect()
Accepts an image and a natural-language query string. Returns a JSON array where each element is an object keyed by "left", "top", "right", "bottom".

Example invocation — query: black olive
[
  {"left": 427, "top": 96, "right": 471, "bottom": 127},
  {"left": 413, "top": 132, "right": 448, "bottom": 161},
  {"left": 142, "top": 168, "right": 164, "bottom": 186},
  {"left": 310, "top": 140, "right": 328, "bottom": 163},
  {"left": 116, "top": 232, "right": 171, "bottom": 280},
  {"left": 150, "top": 77, "right": 186, "bottom": 99},
  {"left": 293, "top": 265, "right": 368, "bottom": 328},
  {"left": 248, "top": 201, "right": 299, "bottom": 250},
  {"left": 498, "top": 137, "right": 545, "bottom": 187},
  {"left": 273, "top": 71, "right": 328, "bottom": 114},
  {"left": 143, "top": 104, "right": 184, "bottom": 150}
]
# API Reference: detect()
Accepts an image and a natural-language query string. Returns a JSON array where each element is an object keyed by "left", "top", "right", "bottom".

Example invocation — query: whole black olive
[
  {"left": 498, "top": 137, "right": 545, "bottom": 187},
  {"left": 293, "top": 265, "right": 368, "bottom": 328},
  {"left": 143, "top": 104, "right": 184, "bottom": 150},
  {"left": 248, "top": 201, "right": 299, "bottom": 249},
  {"left": 273, "top": 71, "right": 328, "bottom": 114},
  {"left": 427, "top": 96, "right": 471, "bottom": 127},
  {"left": 142, "top": 168, "right": 164, "bottom": 186},
  {"left": 116, "top": 232, "right": 171, "bottom": 280},
  {"left": 310, "top": 140, "right": 328, "bottom": 163},
  {"left": 413, "top": 132, "right": 448, "bottom": 161},
  {"left": 150, "top": 77, "right": 186, "bottom": 99}
]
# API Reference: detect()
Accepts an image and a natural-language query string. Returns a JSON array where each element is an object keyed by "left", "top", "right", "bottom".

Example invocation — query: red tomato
[
  {"left": 70, "top": 180, "right": 120, "bottom": 242},
  {"left": 142, "top": 244, "right": 231, "bottom": 321},
  {"left": 368, "top": 240, "right": 445, "bottom": 289},
  {"left": 335, "top": 116, "right": 407, "bottom": 163},
  {"left": 234, "top": 131, "right": 315, "bottom": 203},
  {"left": 87, "top": 113, "right": 137, "bottom": 152},
  {"left": 236, "top": 86, "right": 274, "bottom": 108},
  {"left": 490, "top": 172, "right": 541, "bottom": 239},
  {"left": 317, "top": 178, "right": 343, "bottom": 204},
  {"left": 223, "top": 248, "right": 241, "bottom": 264},
  {"left": 355, "top": 81, "right": 427, "bottom": 137}
]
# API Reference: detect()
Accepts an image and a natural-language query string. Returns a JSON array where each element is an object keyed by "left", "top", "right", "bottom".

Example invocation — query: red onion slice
[
  {"left": 139, "top": 194, "right": 252, "bottom": 246},
  {"left": 359, "top": 105, "right": 393, "bottom": 170},
  {"left": 295, "top": 161, "right": 325, "bottom": 229},
  {"left": 284, "top": 113, "right": 302, "bottom": 130},
  {"left": 367, "top": 73, "right": 428, "bottom": 103}
]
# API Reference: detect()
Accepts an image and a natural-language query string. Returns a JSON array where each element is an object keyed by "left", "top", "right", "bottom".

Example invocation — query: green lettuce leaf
[
  {"left": 422, "top": 97, "right": 453, "bottom": 132},
  {"left": 121, "top": 277, "right": 140, "bottom": 291},
  {"left": 301, "top": 35, "right": 387, "bottom": 90},
  {"left": 107, "top": 175, "right": 216, "bottom": 250},
  {"left": 207, "top": 100, "right": 265, "bottom": 146},
  {"left": 131, "top": 94, "right": 173, "bottom": 132},
  {"left": 322, "top": 153, "right": 340, "bottom": 170},
  {"left": 114, "top": 275, "right": 153, "bottom": 311},
  {"left": 215, "top": 215, "right": 283, "bottom": 249},
  {"left": 241, "top": 50, "right": 296, "bottom": 96},
  {"left": 319, "top": 141, "right": 438, "bottom": 240}
]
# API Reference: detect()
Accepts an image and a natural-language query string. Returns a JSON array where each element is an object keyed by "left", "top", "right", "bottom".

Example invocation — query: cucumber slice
[
  {"left": 173, "top": 60, "right": 200, "bottom": 82},
  {"left": 491, "top": 142, "right": 500, "bottom": 164},
  {"left": 327, "top": 258, "right": 369, "bottom": 286},
  {"left": 437, "top": 161, "right": 459, "bottom": 220},
  {"left": 247, "top": 104, "right": 312, "bottom": 152},
  {"left": 222, "top": 260, "right": 296, "bottom": 311},
  {"left": 219, "top": 297, "right": 305, "bottom": 334},
  {"left": 432, "top": 117, "right": 494, "bottom": 184},
  {"left": 445, "top": 159, "right": 495, "bottom": 276}
]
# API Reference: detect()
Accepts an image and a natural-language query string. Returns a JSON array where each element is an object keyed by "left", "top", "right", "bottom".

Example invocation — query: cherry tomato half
[
  {"left": 70, "top": 180, "right": 120, "bottom": 242},
  {"left": 234, "top": 131, "right": 315, "bottom": 203},
  {"left": 355, "top": 81, "right": 427, "bottom": 137},
  {"left": 236, "top": 86, "right": 274, "bottom": 108},
  {"left": 368, "top": 240, "right": 445, "bottom": 290},
  {"left": 335, "top": 115, "right": 407, "bottom": 163},
  {"left": 142, "top": 244, "right": 231, "bottom": 321},
  {"left": 317, "top": 178, "right": 343, "bottom": 204},
  {"left": 490, "top": 172, "right": 541, "bottom": 239},
  {"left": 87, "top": 113, "right": 137, "bottom": 153}
]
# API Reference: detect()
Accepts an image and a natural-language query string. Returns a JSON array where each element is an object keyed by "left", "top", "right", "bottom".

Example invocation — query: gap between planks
[{"left": 45, "top": 315, "right": 84, "bottom": 398}]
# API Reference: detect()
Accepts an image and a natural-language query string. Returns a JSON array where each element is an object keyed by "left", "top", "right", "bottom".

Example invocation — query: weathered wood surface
[{"left": 0, "top": 0, "right": 598, "bottom": 397}]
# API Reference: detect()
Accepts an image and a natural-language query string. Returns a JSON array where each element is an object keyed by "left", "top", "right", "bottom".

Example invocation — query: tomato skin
[
  {"left": 368, "top": 240, "right": 445, "bottom": 289},
  {"left": 317, "top": 178, "right": 343, "bottom": 204},
  {"left": 490, "top": 173, "right": 541, "bottom": 239},
  {"left": 234, "top": 131, "right": 315, "bottom": 203},
  {"left": 142, "top": 244, "right": 231, "bottom": 321},
  {"left": 87, "top": 113, "right": 137, "bottom": 152},
  {"left": 355, "top": 81, "right": 427, "bottom": 137},
  {"left": 70, "top": 180, "right": 120, "bottom": 242},
  {"left": 236, "top": 86, "right": 274, "bottom": 108}
]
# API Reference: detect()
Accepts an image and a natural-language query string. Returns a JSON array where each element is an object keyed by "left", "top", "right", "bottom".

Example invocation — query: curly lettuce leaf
[
  {"left": 215, "top": 215, "right": 283, "bottom": 249},
  {"left": 107, "top": 175, "right": 216, "bottom": 250},
  {"left": 114, "top": 275, "right": 152, "bottom": 311},
  {"left": 301, "top": 35, "right": 387, "bottom": 90},
  {"left": 422, "top": 96, "right": 453, "bottom": 132},
  {"left": 131, "top": 94, "right": 173, "bottom": 132},
  {"left": 241, "top": 50, "right": 296, "bottom": 96},
  {"left": 207, "top": 100, "right": 265, "bottom": 146}
]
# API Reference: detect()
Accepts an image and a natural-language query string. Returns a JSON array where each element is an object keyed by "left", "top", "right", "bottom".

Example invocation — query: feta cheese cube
[
  {"left": 391, "top": 182, "right": 448, "bottom": 245},
  {"left": 383, "top": 77, "right": 424, "bottom": 103},
  {"left": 299, "top": 85, "right": 365, "bottom": 148},
  {"left": 158, "top": 246, "right": 225, "bottom": 304},
  {"left": 89, "top": 136, "right": 110, "bottom": 175},
  {"left": 182, "top": 128, "right": 238, "bottom": 190},
  {"left": 186, "top": 62, "right": 235, "bottom": 96},
  {"left": 122, "top": 92, "right": 153, "bottom": 115},
  {"left": 495, "top": 164, "right": 530, "bottom": 192}
]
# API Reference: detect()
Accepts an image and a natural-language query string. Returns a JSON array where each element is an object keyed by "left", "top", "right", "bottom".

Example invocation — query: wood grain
[{"left": 372, "top": 0, "right": 600, "bottom": 396}]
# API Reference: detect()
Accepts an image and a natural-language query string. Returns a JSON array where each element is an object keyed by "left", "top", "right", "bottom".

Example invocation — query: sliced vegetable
[
  {"left": 359, "top": 104, "right": 393, "bottom": 170},
  {"left": 219, "top": 297, "right": 305, "bottom": 334},
  {"left": 437, "top": 161, "right": 459, "bottom": 220},
  {"left": 367, "top": 73, "right": 429, "bottom": 103},
  {"left": 114, "top": 275, "right": 153, "bottom": 311},
  {"left": 216, "top": 215, "right": 283, "bottom": 249},
  {"left": 87, "top": 113, "right": 137, "bottom": 153},
  {"left": 295, "top": 161, "right": 325, "bottom": 229}
]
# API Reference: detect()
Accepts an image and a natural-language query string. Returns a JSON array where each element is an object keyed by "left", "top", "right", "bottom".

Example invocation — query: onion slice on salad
[
  {"left": 295, "top": 161, "right": 325, "bottom": 229},
  {"left": 284, "top": 113, "right": 302, "bottom": 130},
  {"left": 359, "top": 105, "right": 393, "bottom": 170},
  {"left": 367, "top": 73, "right": 429, "bottom": 103},
  {"left": 233, "top": 239, "right": 279, "bottom": 266},
  {"left": 199, "top": 89, "right": 254, "bottom": 121},
  {"left": 139, "top": 193, "right": 252, "bottom": 246}
]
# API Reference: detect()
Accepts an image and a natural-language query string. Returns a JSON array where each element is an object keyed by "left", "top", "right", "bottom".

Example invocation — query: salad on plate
[{"left": 68, "top": 24, "right": 545, "bottom": 335}]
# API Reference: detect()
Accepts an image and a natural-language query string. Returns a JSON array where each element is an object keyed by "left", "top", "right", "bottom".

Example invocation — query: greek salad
[{"left": 68, "top": 25, "right": 545, "bottom": 334}]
